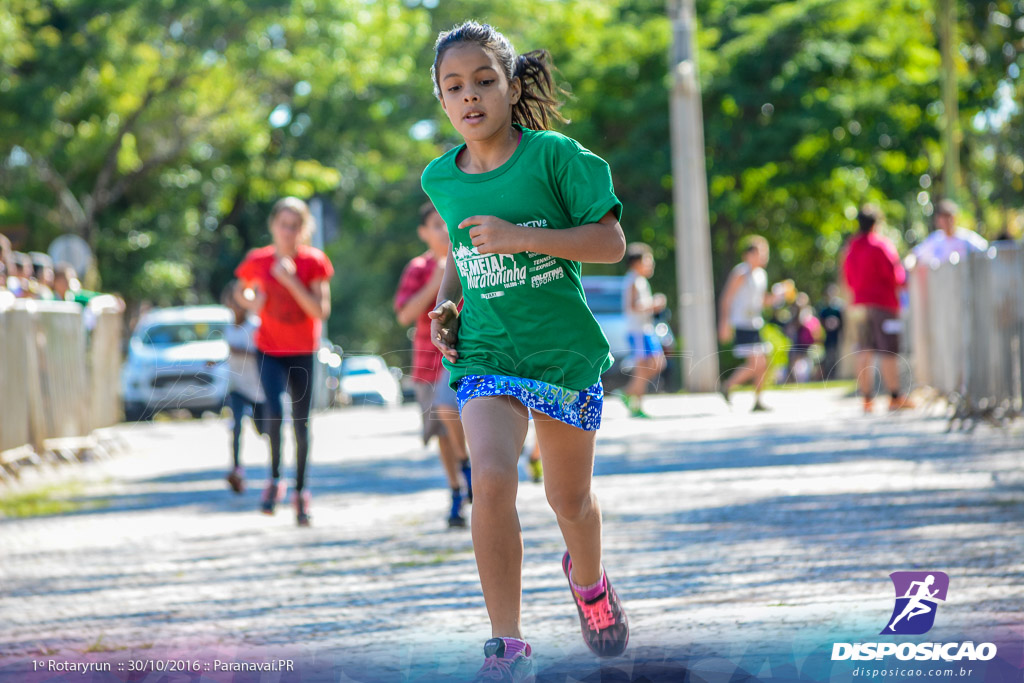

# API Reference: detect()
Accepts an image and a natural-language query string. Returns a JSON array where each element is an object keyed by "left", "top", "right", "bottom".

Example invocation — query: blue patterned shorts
[{"left": 456, "top": 374, "right": 603, "bottom": 431}]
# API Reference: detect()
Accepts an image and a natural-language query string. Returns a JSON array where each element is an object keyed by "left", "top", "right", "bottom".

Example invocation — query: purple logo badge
[{"left": 882, "top": 571, "right": 949, "bottom": 635}]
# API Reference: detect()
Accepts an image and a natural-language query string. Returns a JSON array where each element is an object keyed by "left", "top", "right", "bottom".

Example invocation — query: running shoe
[
  {"left": 527, "top": 458, "right": 543, "bottom": 484},
  {"left": 294, "top": 490, "right": 311, "bottom": 527},
  {"left": 260, "top": 480, "right": 287, "bottom": 515},
  {"left": 611, "top": 390, "right": 634, "bottom": 410},
  {"left": 226, "top": 467, "right": 245, "bottom": 494},
  {"left": 628, "top": 404, "right": 652, "bottom": 419},
  {"left": 472, "top": 637, "right": 534, "bottom": 683},
  {"left": 862, "top": 398, "right": 874, "bottom": 415},
  {"left": 751, "top": 401, "right": 771, "bottom": 413},
  {"left": 562, "top": 552, "right": 629, "bottom": 657},
  {"left": 448, "top": 488, "right": 466, "bottom": 528},
  {"left": 718, "top": 383, "right": 732, "bottom": 406},
  {"left": 888, "top": 395, "right": 915, "bottom": 411}
]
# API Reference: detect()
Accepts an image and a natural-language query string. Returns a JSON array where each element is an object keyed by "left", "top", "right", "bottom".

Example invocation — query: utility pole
[
  {"left": 668, "top": 0, "right": 719, "bottom": 392},
  {"left": 938, "top": 0, "right": 959, "bottom": 201}
]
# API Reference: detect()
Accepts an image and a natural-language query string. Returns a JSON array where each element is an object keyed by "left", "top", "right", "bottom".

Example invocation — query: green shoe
[
  {"left": 629, "top": 404, "right": 652, "bottom": 419},
  {"left": 527, "top": 458, "right": 543, "bottom": 483}
]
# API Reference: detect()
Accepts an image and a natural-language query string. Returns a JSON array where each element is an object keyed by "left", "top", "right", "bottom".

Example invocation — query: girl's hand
[
  {"left": 653, "top": 293, "right": 668, "bottom": 313},
  {"left": 241, "top": 286, "right": 266, "bottom": 313},
  {"left": 271, "top": 256, "right": 297, "bottom": 283},
  {"left": 458, "top": 215, "right": 524, "bottom": 255},
  {"left": 428, "top": 300, "right": 460, "bottom": 363},
  {"left": 249, "top": 287, "right": 267, "bottom": 312}
]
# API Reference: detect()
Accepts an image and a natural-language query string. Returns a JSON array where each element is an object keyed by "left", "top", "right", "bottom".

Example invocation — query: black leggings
[{"left": 258, "top": 352, "right": 314, "bottom": 492}]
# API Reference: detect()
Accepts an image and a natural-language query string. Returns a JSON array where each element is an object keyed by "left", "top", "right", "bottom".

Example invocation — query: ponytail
[{"left": 512, "top": 50, "right": 569, "bottom": 131}]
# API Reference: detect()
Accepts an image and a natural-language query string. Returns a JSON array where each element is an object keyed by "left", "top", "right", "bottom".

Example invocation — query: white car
[
  {"left": 338, "top": 354, "right": 402, "bottom": 407},
  {"left": 121, "top": 306, "right": 232, "bottom": 420}
]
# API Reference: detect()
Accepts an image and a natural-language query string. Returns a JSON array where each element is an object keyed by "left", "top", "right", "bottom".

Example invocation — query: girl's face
[
  {"left": 270, "top": 208, "right": 304, "bottom": 254},
  {"left": 437, "top": 43, "right": 521, "bottom": 143}
]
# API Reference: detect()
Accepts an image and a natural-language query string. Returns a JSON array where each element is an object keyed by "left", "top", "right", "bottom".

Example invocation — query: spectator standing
[
  {"left": 818, "top": 284, "right": 845, "bottom": 380},
  {"left": 29, "top": 252, "right": 56, "bottom": 300},
  {"left": 0, "top": 234, "right": 13, "bottom": 292},
  {"left": 913, "top": 199, "right": 988, "bottom": 266},
  {"left": 842, "top": 205, "right": 913, "bottom": 413}
]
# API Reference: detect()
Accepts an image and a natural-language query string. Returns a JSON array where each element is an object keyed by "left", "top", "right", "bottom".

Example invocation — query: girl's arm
[
  {"left": 458, "top": 211, "right": 625, "bottom": 264},
  {"left": 434, "top": 248, "right": 463, "bottom": 308},
  {"left": 629, "top": 282, "right": 666, "bottom": 315},
  {"left": 273, "top": 260, "right": 331, "bottom": 320},
  {"left": 233, "top": 279, "right": 265, "bottom": 314},
  {"left": 427, "top": 248, "right": 464, "bottom": 363},
  {"left": 717, "top": 271, "right": 743, "bottom": 342}
]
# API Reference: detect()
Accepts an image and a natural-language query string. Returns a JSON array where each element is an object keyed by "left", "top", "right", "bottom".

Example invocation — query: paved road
[{"left": 1, "top": 389, "right": 1022, "bottom": 681}]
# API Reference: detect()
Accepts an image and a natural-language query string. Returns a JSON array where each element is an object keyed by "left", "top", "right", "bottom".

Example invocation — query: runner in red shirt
[
  {"left": 395, "top": 202, "right": 471, "bottom": 528},
  {"left": 842, "top": 204, "right": 913, "bottom": 414},
  {"left": 234, "top": 197, "right": 333, "bottom": 526}
]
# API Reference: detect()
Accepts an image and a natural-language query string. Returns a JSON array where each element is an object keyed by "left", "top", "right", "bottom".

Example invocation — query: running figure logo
[{"left": 882, "top": 571, "right": 949, "bottom": 635}]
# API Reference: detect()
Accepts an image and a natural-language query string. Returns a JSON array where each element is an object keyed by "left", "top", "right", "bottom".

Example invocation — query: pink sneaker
[
  {"left": 472, "top": 638, "right": 534, "bottom": 682},
  {"left": 260, "top": 480, "right": 287, "bottom": 515},
  {"left": 294, "top": 490, "right": 311, "bottom": 527},
  {"left": 562, "top": 552, "right": 629, "bottom": 657},
  {"left": 226, "top": 467, "right": 245, "bottom": 494}
]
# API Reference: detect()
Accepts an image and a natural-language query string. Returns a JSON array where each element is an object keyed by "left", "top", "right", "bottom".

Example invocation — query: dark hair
[
  {"left": 740, "top": 235, "right": 768, "bottom": 255},
  {"left": 431, "top": 21, "right": 568, "bottom": 131},
  {"left": 857, "top": 204, "right": 881, "bottom": 233},
  {"left": 418, "top": 201, "right": 438, "bottom": 226},
  {"left": 625, "top": 242, "right": 652, "bottom": 266}
]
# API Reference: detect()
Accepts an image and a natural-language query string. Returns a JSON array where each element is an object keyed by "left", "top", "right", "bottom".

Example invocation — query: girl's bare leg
[
  {"left": 460, "top": 396, "right": 530, "bottom": 638},
  {"left": 534, "top": 414, "right": 602, "bottom": 586}
]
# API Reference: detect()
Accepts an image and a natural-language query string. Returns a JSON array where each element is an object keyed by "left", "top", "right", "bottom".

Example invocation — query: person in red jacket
[
  {"left": 234, "top": 197, "right": 334, "bottom": 526},
  {"left": 842, "top": 205, "right": 913, "bottom": 413}
]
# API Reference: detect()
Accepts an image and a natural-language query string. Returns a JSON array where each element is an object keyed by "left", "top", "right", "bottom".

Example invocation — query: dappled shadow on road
[
  {"left": 4, "top": 401, "right": 1021, "bottom": 662},
  {"left": 33, "top": 446, "right": 452, "bottom": 520},
  {"left": 593, "top": 416, "right": 992, "bottom": 479},
  {"left": 603, "top": 483, "right": 1024, "bottom": 612}
]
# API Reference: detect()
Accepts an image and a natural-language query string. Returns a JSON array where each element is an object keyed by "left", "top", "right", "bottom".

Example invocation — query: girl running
[
  {"left": 422, "top": 21, "right": 629, "bottom": 680},
  {"left": 234, "top": 197, "right": 333, "bottom": 527}
]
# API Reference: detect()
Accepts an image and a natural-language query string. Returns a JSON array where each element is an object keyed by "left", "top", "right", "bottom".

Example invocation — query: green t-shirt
[{"left": 421, "top": 126, "right": 621, "bottom": 391}]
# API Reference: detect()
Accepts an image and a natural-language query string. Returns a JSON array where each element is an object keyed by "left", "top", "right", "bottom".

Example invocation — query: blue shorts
[
  {"left": 629, "top": 331, "right": 663, "bottom": 360},
  {"left": 456, "top": 374, "right": 603, "bottom": 431}
]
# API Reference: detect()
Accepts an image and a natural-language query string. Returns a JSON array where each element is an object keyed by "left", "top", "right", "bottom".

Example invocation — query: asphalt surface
[{"left": 1, "top": 389, "right": 1022, "bottom": 682}]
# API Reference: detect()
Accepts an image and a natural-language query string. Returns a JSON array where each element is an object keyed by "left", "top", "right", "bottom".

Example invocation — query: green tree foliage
[{"left": 1, "top": 0, "right": 1020, "bottom": 363}]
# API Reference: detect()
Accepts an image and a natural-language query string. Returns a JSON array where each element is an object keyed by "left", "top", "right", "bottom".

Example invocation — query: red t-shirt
[
  {"left": 235, "top": 245, "right": 334, "bottom": 355},
  {"left": 842, "top": 232, "right": 905, "bottom": 312},
  {"left": 394, "top": 252, "right": 443, "bottom": 384}
]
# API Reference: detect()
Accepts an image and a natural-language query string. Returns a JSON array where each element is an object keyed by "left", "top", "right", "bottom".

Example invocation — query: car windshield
[
  {"left": 584, "top": 287, "right": 624, "bottom": 314},
  {"left": 343, "top": 358, "right": 383, "bottom": 376},
  {"left": 140, "top": 323, "right": 228, "bottom": 346}
]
